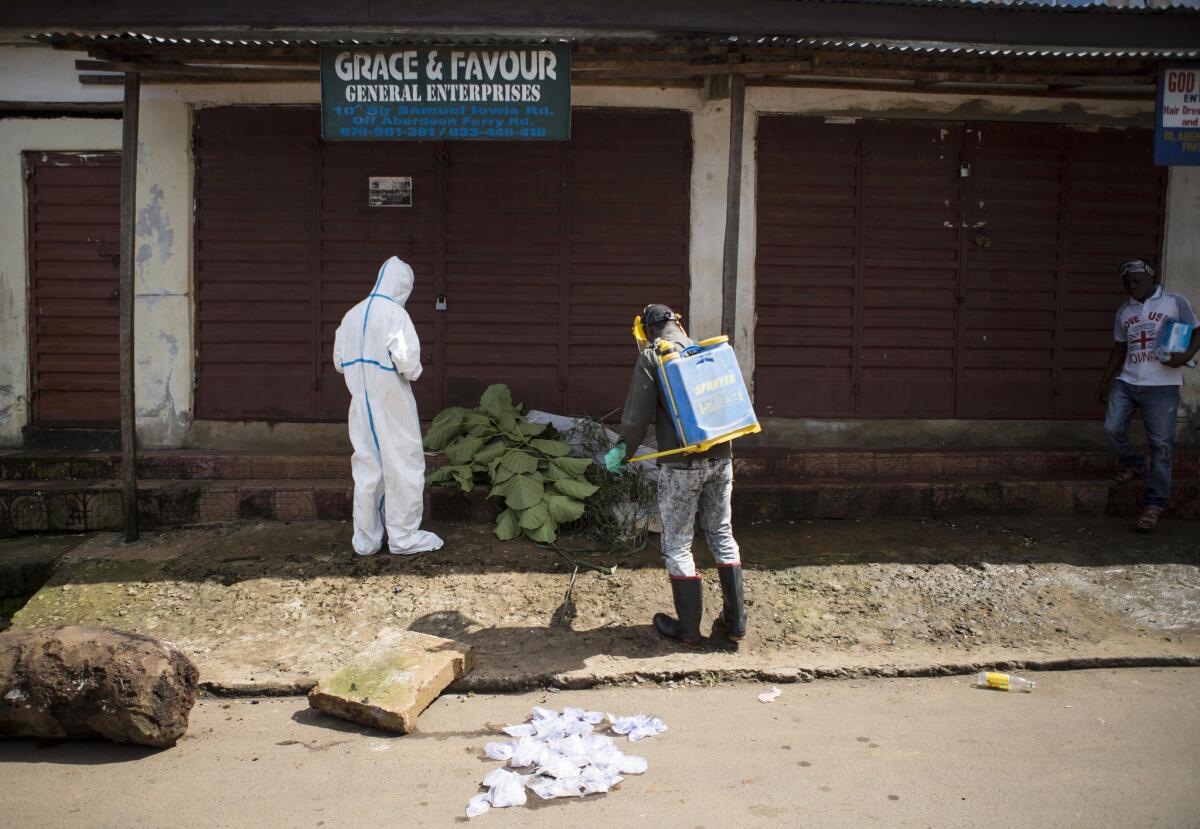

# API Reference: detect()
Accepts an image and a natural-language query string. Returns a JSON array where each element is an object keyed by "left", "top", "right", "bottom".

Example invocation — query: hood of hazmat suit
[{"left": 334, "top": 257, "right": 443, "bottom": 556}]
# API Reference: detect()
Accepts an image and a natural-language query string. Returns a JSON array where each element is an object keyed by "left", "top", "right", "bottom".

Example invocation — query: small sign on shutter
[{"left": 368, "top": 176, "right": 413, "bottom": 207}]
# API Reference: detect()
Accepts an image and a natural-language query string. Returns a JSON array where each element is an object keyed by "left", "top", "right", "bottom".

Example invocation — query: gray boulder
[{"left": 0, "top": 626, "right": 199, "bottom": 747}]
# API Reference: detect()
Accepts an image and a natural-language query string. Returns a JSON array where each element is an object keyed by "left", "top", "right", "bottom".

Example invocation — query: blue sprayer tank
[{"left": 654, "top": 336, "right": 761, "bottom": 454}]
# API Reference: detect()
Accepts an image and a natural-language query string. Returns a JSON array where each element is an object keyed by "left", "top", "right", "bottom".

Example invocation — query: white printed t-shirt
[{"left": 1113, "top": 285, "right": 1198, "bottom": 386}]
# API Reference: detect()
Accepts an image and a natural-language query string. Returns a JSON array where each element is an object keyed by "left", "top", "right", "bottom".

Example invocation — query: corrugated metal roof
[
  {"left": 803, "top": 0, "right": 1200, "bottom": 9},
  {"left": 32, "top": 30, "right": 1200, "bottom": 59},
  {"left": 743, "top": 35, "right": 1200, "bottom": 57},
  {"left": 840, "top": 0, "right": 1199, "bottom": 8}
]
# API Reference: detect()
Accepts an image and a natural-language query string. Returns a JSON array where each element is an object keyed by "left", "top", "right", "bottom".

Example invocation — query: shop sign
[
  {"left": 321, "top": 45, "right": 571, "bottom": 141},
  {"left": 1155, "top": 64, "right": 1200, "bottom": 166}
]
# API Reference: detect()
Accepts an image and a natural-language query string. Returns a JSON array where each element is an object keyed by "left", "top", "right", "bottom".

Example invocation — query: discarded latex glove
[
  {"left": 758, "top": 687, "right": 782, "bottom": 703},
  {"left": 608, "top": 713, "right": 668, "bottom": 742},
  {"left": 510, "top": 736, "right": 551, "bottom": 769},
  {"left": 528, "top": 774, "right": 586, "bottom": 800},
  {"left": 618, "top": 754, "right": 649, "bottom": 775},
  {"left": 485, "top": 768, "right": 528, "bottom": 808},
  {"left": 465, "top": 794, "right": 491, "bottom": 818},
  {"left": 484, "top": 741, "right": 516, "bottom": 762},
  {"left": 578, "top": 765, "right": 624, "bottom": 795},
  {"left": 604, "top": 443, "right": 626, "bottom": 473},
  {"left": 537, "top": 754, "right": 584, "bottom": 780},
  {"left": 562, "top": 706, "right": 606, "bottom": 725}
]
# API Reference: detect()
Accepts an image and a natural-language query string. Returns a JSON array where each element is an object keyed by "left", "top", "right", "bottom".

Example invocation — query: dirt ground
[
  {"left": 6, "top": 516, "right": 1198, "bottom": 692},
  {"left": 3, "top": 669, "right": 1199, "bottom": 828}
]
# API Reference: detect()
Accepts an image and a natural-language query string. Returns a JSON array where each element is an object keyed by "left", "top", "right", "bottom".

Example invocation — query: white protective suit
[{"left": 333, "top": 257, "right": 443, "bottom": 556}]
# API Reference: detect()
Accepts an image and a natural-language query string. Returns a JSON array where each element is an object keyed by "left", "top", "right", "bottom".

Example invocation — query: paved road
[{"left": 2, "top": 669, "right": 1198, "bottom": 828}]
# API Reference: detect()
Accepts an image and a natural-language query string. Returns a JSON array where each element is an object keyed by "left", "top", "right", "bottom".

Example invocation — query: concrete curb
[{"left": 196, "top": 653, "right": 1200, "bottom": 697}]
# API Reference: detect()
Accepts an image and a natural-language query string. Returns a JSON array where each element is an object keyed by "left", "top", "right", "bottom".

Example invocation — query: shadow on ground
[{"left": 0, "top": 738, "right": 164, "bottom": 766}]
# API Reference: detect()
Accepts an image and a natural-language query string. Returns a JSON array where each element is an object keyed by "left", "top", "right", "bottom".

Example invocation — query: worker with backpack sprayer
[{"left": 605, "top": 304, "right": 760, "bottom": 648}]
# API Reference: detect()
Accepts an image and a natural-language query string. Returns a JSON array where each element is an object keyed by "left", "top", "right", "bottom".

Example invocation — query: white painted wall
[
  {"left": 134, "top": 100, "right": 192, "bottom": 447},
  {"left": 0, "top": 46, "right": 122, "bottom": 105},
  {"left": 0, "top": 118, "right": 121, "bottom": 447},
  {"left": 1162, "top": 167, "right": 1200, "bottom": 423}
]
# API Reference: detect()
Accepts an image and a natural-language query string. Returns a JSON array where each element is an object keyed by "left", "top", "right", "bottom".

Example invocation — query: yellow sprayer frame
[{"left": 625, "top": 328, "right": 761, "bottom": 463}]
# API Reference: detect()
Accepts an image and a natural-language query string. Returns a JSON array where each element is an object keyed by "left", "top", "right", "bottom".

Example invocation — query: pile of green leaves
[{"left": 423, "top": 384, "right": 598, "bottom": 543}]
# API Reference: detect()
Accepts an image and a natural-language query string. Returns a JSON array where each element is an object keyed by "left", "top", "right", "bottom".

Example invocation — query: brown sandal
[
  {"left": 1113, "top": 466, "right": 1143, "bottom": 484},
  {"left": 1136, "top": 506, "right": 1163, "bottom": 533}
]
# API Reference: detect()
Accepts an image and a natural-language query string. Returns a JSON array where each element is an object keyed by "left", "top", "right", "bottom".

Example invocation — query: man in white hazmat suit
[{"left": 333, "top": 256, "right": 443, "bottom": 556}]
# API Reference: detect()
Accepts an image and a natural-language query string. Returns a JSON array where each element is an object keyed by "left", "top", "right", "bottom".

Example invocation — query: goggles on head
[
  {"left": 641, "top": 305, "right": 680, "bottom": 327},
  {"left": 1118, "top": 259, "right": 1155, "bottom": 278}
]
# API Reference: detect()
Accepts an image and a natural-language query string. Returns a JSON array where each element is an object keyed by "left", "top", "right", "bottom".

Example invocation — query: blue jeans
[{"left": 1104, "top": 380, "right": 1181, "bottom": 509}]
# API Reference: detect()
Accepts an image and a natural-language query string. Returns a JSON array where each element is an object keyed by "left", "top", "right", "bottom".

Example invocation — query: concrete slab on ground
[
  {"left": 5, "top": 518, "right": 1199, "bottom": 693},
  {"left": 308, "top": 628, "right": 472, "bottom": 734}
]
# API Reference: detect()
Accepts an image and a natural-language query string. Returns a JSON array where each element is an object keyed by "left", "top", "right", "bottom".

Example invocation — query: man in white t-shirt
[{"left": 1096, "top": 259, "right": 1199, "bottom": 532}]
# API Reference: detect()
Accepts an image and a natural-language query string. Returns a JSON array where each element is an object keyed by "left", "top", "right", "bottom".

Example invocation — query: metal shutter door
[
  {"left": 1056, "top": 128, "right": 1166, "bottom": 418},
  {"left": 754, "top": 116, "right": 858, "bottom": 418},
  {"left": 26, "top": 152, "right": 121, "bottom": 425},
  {"left": 441, "top": 141, "right": 565, "bottom": 411},
  {"left": 956, "top": 123, "right": 1065, "bottom": 418},
  {"left": 857, "top": 121, "right": 961, "bottom": 417},
  {"left": 318, "top": 140, "right": 442, "bottom": 419},
  {"left": 565, "top": 109, "right": 692, "bottom": 417},
  {"left": 194, "top": 107, "right": 320, "bottom": 420},
  {"left": 754, "top": 117, "right": 961, "bottom": 418}
]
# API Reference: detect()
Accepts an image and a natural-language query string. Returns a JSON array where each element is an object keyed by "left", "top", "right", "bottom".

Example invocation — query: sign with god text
[
  {"left": 1155, "top": 64, "right": 1200, "bottom": 166},
  {"left": 321, "top": 45, "right": 571, "bottom": 141}
]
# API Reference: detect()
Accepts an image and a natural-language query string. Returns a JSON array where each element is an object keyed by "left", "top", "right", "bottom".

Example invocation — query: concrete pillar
[
  {"left": 0, "top": 119, "right": 122, "bottom": 447},
  {"left": 735, "top": 103, "right": 758, "bottom": 390},
  {"left": 133, "top": 100, "right": 192, "bottom": 447},
  {"left": 1162, "top": 166, "right": 1200, "bottom": 431},
  {"left": 689, "top": 99, "right": 728, "bottom": 341},
  {"left": 688, "top": 96, "right": 757, "bottom": 385}
]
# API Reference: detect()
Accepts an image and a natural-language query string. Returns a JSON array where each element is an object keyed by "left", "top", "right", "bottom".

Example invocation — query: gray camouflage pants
[{"left": 657, "top": 457, "right": 741, "bottom": 577}]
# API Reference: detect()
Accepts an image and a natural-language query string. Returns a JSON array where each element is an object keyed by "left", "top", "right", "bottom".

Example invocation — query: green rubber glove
[{"left": 604, "top": 443, "right": 627, "bottom": 473}]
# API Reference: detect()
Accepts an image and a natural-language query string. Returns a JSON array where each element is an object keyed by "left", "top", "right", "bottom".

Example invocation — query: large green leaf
[
  {"left": 504, "top": 473, "right": 545, "bottom": 511},
  {"left": 489, "top": 475, "right": 515, "bottom": 499},
  {"left": 552, "top": 478, "right": 600, "bottom": 499},
  {"left": 543, "top": 463, "right": 572, "bottom": 482},
  {"left": 517, "top": 421, "right": 548, "bottom": 439},
  {"left": 480, "top": 384, "right": 517, "bottom": 418},
  {"left": 431, "top": 406, "right": 468, "bottom": 427},
  {"left": 423, "top": 409, "right": 465, "bottom": 451},
  {"left": 500, "top": 449, "right": 539, "bottom": 474},
  {"left": 518, "top": 501, "right": 551, "bottom": 530},
  {"left": 524, "top": 521, "right": 557, "bottom": 544},
  {"left": 494, "top": 508, "right": 520, "bottom": 541},
  {"left": 546, "top": 493, "right": 586, "bottom": 523},
  {"left": 491, "top": 460, "right": 514, "bottom": 483},
  {"left": 530, "top": 438, "right": 570, "bottom": 458},
  {"left": 463, "top": 411, "right": 496, "bottom": 437},
  {"left": 549, "top": 456, "right": 594, "bottom": 478},
  {"left": 444, "top": 435, "right": 484, "bottom": 465},
  {"left": 450, "top": 465, "right": 475, "bottom": 493},
  {"left": 473, "top": 441, "right": 509, "bottom": 465},
  {"left": 426, "top": 465, "right": 456, "bottom": 485}
]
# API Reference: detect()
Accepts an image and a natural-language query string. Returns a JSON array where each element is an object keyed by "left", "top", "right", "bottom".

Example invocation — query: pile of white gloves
[{"left": 466, "top": 706, "right": 668, "bottom": 818}]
